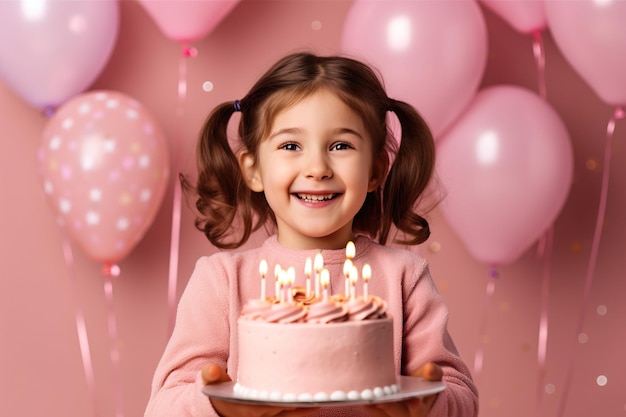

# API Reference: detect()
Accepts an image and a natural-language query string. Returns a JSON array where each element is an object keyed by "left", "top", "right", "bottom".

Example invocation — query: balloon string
[
  {"left": 167, "top": 43, "right": 197, "bottom": 335},
  {"left": 532, "top": 30, "right": 547, "bottom": 100},
  {"left": 535, "top": 227, "right": 553, "bottom": 417},
  {"left": 61, "top": 236, "right": 100, "bottom": 417},
  {"left": 473, "top": 267, "right": 498, "bottom": 381},
  {"left": 103, "top": 266, "right": 124, "bottom": 417},
  {"left": 556, "top": 106, "right": 623, "bottom": 417}
]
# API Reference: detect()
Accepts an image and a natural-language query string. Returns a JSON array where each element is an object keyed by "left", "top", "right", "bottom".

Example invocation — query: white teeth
[{"left": 297, "top": 193, "right": 336, "bottom": 202}]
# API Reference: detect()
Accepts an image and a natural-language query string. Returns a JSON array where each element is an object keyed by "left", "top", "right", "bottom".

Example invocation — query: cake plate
[{"left": 203, "top": 376, "right": 445, "bottom": 407}]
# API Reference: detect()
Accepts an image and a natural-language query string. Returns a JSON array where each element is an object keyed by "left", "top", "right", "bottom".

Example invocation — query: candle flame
[
  {"left": 343, "top": 259, "right": 353, "bottom": 277},
  {"left": 304, "top": 257, "right": 312, "bottom": 276},
  {"left": 287, "top": 266, "right": 296, "bottom": 285},
  {"left": 274, "top": 264, "right": 282, "bottom": 279},
  {"left": 259, "top": 259, "right": 268, "bottom": 277},
  {"left": 350, "top": 265, "right": 358, "bottom": 284},
  {"left": 314, "top": 253, "right": 324, "bottom": 272},
  {"left": 346, "top": 241, "right": 355, "bottom": 259},
  {"left": 321, "top": 269, "right": 330, "bottom": 288},
  {"left": 362, "top": 264, "right": 371, "bottom": 281}
]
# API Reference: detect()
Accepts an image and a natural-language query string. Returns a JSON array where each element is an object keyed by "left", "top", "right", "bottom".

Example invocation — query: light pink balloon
[
  {"left": 341, "top": 0, "right": 487, "bottom": 137},
  {"left": 137, "top": 0, "right": 240, "bottom": 43},
  {"left": 546, "top": 0, "right": 626, "bottom": 106},
  {"left": 0, "top": 0, "right": 119, "bottom": 110},
  {"left": 480, "top": 0, "right": 547, "bottom": 34},
  {"left": 437, "top": 86, "right": 573, "bottom": 266},
  {"left": 39, "top": 91, "right": 170, "bottom": 265}
]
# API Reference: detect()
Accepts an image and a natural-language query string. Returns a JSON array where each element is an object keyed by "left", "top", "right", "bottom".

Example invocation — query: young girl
[{"left": 145, "top": 52, "right": 478, "bottom": 417}]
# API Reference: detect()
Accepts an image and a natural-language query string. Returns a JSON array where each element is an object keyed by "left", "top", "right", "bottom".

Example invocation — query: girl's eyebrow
[{"left": 268, "top": 127, "right": 364, "bottom": 140}]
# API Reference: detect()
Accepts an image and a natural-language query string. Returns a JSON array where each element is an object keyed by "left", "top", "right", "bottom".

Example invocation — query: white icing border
[{"left": 233, "top": 382, "right": 400, "bottom": 402}]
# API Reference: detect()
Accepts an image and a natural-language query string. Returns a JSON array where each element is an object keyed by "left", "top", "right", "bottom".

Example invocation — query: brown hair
[{"left": 182, "top": 52, "right": 436, "bottom": 249}]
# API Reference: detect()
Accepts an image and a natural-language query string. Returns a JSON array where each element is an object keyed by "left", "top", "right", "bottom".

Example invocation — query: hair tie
[{"left": 234, "top": 100, "right": 241, "bottom": 112}]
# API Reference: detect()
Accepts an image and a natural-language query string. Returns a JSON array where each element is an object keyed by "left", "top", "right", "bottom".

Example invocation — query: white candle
[
  {"left": 362, "top": 264, "right": 371, "bottom": 300},
  {"left": 314, "top": 253, "right": 324, "bottom": 299},
  {"left": 287, "top": 266, "right": 296, "bottom": 303},
  {"left": 343, "top": 259, "right": 353, "bottom": 298},
  {"left": 304, "top": 257, "right": 312, "bottom": 297},
  {"left": 259, "top": 259, "right": 268, "bottom": 300},
  {"left": 279, "top": 269, "right": 287, "bottom": 304},
  {"left": 274, "top": 264, "right": 282, "bottom": 299},
  {"left": 321, "top": 269, "right": 330, "bottom": 302},
  {"left": 350, "top": 265, "right": 358, "bottom": 301}
]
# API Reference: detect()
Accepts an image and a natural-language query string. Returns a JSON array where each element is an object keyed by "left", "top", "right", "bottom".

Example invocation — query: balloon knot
[{"left": 102, "top": 263, "right": 121, "bottom": 277}]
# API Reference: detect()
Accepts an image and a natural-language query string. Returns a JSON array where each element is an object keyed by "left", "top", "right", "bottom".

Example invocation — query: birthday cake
[{"left": 234, "top": 242, "right": 399, "bottom": 402}]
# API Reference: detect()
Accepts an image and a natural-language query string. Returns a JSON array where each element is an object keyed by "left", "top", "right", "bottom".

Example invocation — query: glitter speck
[
  {"left": 311, "top": 20, "right": 322, "bottom": 30},
  {"left": 545, "top": 384, "right": 555, "bottom": 394},
  {"left": 596, "top": 375, "right": 607, "bottom": 387},
  {"left": 585, "top": 159, "right": 598, "bottom": 171},
  {"left": 578, "top": 333, "right": 589, "bottom": 344},
  {"left": 203, "top": 81, "right": 214, "bottom": 92},
  {"left": 596, "top": 305, "right": 607, "bottom": 316},
  {"left": 429, "top": 241, "right": 441, "bottom": 253}
]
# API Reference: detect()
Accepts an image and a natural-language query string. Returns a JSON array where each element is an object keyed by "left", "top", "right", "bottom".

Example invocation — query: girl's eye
[
  {"left": 331, "top": 142, "right": 354, "bottom": 151},
  {"left": 279, "top": 142, "right": 299, "bottom": 151}
]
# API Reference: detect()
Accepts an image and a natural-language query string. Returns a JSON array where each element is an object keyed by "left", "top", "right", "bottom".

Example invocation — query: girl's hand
[
  {"left": 202, "top": 364, "right": 319, "bottom": 417},
  {"left": 365, "top": 362, "right": 443, "bottom": 417}
]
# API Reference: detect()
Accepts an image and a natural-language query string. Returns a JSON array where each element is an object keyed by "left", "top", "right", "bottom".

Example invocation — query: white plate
[{"left": 202, "top": 376, "right": 445, "bottom": 407}]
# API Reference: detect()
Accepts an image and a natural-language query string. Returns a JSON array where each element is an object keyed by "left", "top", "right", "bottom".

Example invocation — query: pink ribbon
[
  {"left": 102, "top": 264, "right": 124, "bottom": 417},
  {"left": 473, "top": 267, "right": 498, "bottom": 381},
  {"left": 167, "top": 43, "right": 198, "bottom": 335},
  {"left": 61, "top": 236, "right": 100, "bottom": 417},
  {"left": 556, "top": 106, "right": 624, "bottom": 417}
]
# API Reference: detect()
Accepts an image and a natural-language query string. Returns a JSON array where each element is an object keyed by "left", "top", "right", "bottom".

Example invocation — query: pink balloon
[
  {"left": 480, "top": 0, "right": 547, "bottom": 34},
  {"left": 39, "top": 91, "right": 170, "bottom": 265},
  {"left": 341, "top": 0, "right": 488, "bottom": 137},
  {"left": 546, "top": 0, "right": 626, "bottom": 106},
  {"left": 0, "top": 0, "right": 119, "bottom": 110},
  {"left": 137, "top": 0, "right": 240, "bottom": 42},
  {"left": 437, "top": 86, "right": 573, "bottom": 266}
]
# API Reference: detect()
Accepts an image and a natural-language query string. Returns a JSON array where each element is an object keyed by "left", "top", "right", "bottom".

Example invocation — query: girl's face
[{"left": 241, "top": 89, "right": 382, "bottom": 250}]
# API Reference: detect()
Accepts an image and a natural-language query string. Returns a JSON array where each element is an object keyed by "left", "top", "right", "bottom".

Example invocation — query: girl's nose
[{"left": 304, "top": 151, "right": 332, "bottom": 180}]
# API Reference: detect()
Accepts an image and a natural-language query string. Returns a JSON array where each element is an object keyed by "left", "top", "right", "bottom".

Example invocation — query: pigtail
[
  {"left": 381, "top": 99, "right": 436, "bottom": 245},
  {"left": 183, "top": 101, "right": 259, "bottom": 249}
]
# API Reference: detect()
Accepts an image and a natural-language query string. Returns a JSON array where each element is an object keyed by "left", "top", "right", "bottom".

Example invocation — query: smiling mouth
[{"left": 295, "top": 193, "right": 338, "bottom": 202}]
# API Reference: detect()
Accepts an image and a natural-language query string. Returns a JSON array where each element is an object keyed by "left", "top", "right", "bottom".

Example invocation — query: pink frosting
[
  {"left": 347, "top": 296, "right": 388, "bottom": 321},
  {"left": 306, "top": 301, "right": 349, "bottom": 324},
  {"left": 240, "top": 299, "right": 272, "bottom": 320},
  {"left": 261, "top": 303, "right": 307, "bottom": 323}
]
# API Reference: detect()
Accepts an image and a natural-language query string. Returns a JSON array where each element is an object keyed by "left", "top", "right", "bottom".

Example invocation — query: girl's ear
[
  {"left": 239, "top": 152, "right": 264, "bottom": 192},
  {"left": 368, "top": 153, "right": 389, "bottom": 192}
]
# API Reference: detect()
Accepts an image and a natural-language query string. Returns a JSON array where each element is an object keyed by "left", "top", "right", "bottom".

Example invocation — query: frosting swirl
[
  {"left": 261, "top": 303, "right": 307, "bottom": 323},
  {"left": 347, "top": 296, "right": 388, "bottom": 321},
  {"left": 241, "top": 299, "right": 272, "bottom": 320},
  {"left": 307, "top": 301, "right": 349, "bottom": 324}
]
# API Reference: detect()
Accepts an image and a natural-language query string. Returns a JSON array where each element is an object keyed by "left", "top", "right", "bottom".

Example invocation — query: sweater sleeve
[
  {"left": 144, "top": 256, "right": 231, "bottom": 417},
  {"left": 402, "top": 260, "right": 479, "bottom": 417}
]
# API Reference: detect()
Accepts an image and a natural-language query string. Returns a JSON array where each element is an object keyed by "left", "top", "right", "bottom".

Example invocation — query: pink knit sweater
[{"left": 145, "top": 235, "right": 478, "bottom": 417}]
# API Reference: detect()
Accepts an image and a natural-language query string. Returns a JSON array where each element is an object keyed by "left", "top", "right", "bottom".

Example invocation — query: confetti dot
[
  {"left": 428, "top": 241, "right": 441, "bottom": 253},
  {"left": 597, "top": 305, "right": 607, "bottom": 316},
  {"left": 569, "top": 241, "right": 582, "bottom": 253},
  {"left": 203, "top": 81, "right": 214, "bottom": 92},
  {"left": 545, "top": 384, "right": 556, "bottom": 394},
  {"left": 596, "top": 375, "right": 607, "bottom": 386},
  {"left": 585, "top": 159, "right": 598, "bottom": 171},
  {"left": 311, "top": 20, "right": 322, "bottom": 30},
  {"left": 578, "top": 333, "right": 588, "bottom": 344}
]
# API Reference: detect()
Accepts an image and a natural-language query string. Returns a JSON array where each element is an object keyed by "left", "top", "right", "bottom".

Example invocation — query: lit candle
[
  {"left": 279, "top": 269, "right": 287, "bottom": 304},
  {"left": 287, "top": 266, "right": 296, "bottom": 303},
  {"left": 321, "top": 268, "right": 330, "bottom": 302},
  {"left": 259, "top": 259, "right": 268, "bottom": 300},
  {"left": 343, "top": 259, "right": 353, "bottom": 298},
  {"left": 362, "top": 264, "right": 371, "bottom": 300},
  {"left": 314, "top": 253, "right": 324, "bottom": 299},
  {"left": 350, "top": 265, "right": 358, "bottom": 301},
  {"left": 274, "top": 264, "right": 282, "bottom": 299},
  {"left": 304, "top": 258, "right": 312, "bottom": 297}
]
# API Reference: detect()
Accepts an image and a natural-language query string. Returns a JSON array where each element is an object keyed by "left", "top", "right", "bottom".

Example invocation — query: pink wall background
[{"left": 1, "top": 1, "right": 624, "bottom": 416}]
